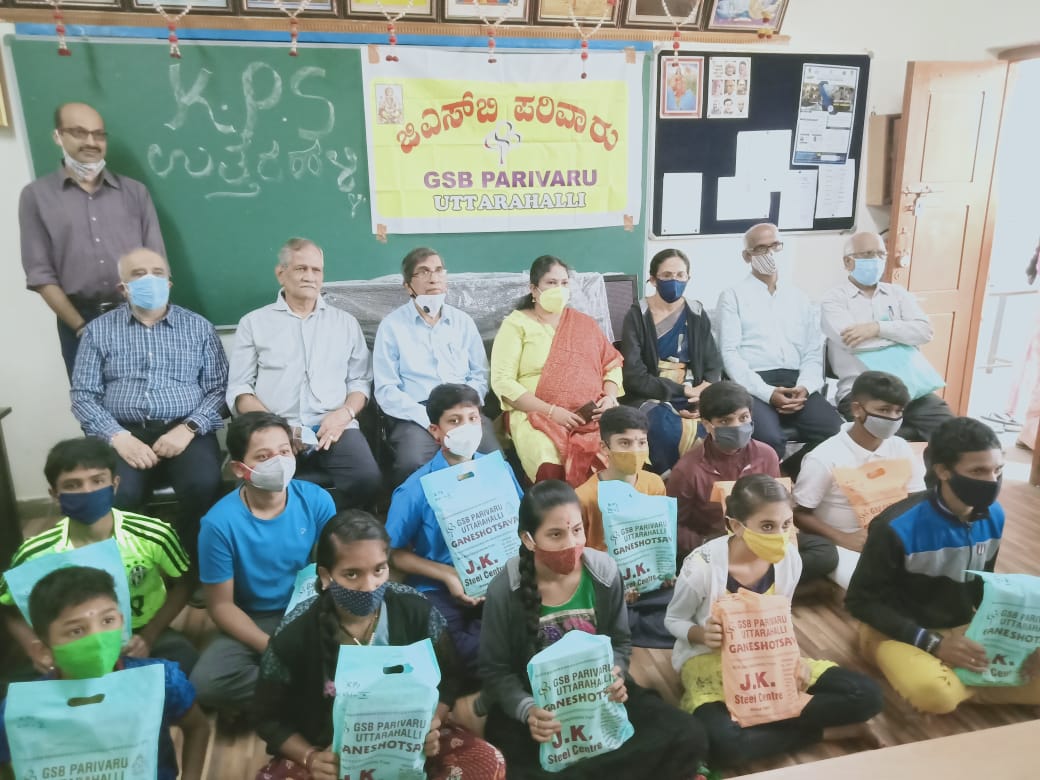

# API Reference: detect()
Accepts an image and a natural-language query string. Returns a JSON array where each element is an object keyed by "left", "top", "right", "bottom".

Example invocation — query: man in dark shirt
[
  {"left": 20, "top": 102, "right": 166, "bottom": 378},
  {"left": 847, "top": 416, "right": 1040, "bottom": 713}
]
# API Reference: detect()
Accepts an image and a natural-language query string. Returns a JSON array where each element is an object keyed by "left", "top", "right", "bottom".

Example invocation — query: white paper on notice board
[
  {"left": 815, "top": 158, "right": 856, "bottom": 219},
  {"left": 717, "top": 177, "right": 770, "bottom": 221},
  {"left": 778, "top": 169, "right": 818, "bottom": 229},
  {"left": 660, "top": 172, "right": 703, "bottom": 235},
  {"left": 735, "top": 130, "right": 793, "bottom": 190}
]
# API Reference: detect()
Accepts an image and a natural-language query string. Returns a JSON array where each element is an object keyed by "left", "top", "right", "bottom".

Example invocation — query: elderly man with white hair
[
  {"left": 71, "top": 247, "right": 228, "bottom": 561},
  {"left": 226, "top": 237, "right": 380, "bottom": 508},
  {"left": 716, "top": 222, "right": 843, "bottom": 464},
  {"left": 821, "top": 230, "right": 952, "bottom": 441}
]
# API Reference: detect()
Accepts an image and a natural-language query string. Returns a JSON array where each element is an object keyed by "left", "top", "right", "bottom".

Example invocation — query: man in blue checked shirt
[{"left": 71, "top": 247, "right": 228, "bottom": 563}]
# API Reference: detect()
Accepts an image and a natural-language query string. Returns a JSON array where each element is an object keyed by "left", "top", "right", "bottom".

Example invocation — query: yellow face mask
[
  {"left": 609, "top": 449, "right": 649, "bottom": 476},
  {"left": 735, "top": 522, "right": 788, "bottom": 564}
]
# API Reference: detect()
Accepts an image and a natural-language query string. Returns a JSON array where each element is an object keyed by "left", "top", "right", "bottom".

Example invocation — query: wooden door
[{"left": 887, "top": 61, "right": 1009, "bottom": 414}]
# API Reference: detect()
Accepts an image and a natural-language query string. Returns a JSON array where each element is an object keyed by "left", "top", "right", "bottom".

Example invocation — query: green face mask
[{"left": 51, "top": 629, "right": 123, "bottom": 679}]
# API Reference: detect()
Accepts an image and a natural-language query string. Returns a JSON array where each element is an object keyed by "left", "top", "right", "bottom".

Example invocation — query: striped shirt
[
  {"left": 0, "top": 509, "right": 190, "bottom": 629},
  {"left": 71, "top": 303, "right": 228, "bottom": 440}
]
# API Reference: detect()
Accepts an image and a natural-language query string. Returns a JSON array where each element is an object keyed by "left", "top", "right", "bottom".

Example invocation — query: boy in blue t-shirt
[
  {"left": 386, "top": 383, "right": 522, "bottom": 674},
  {"left": 191, "top": 412, "right": 335, "bottom": 712},
  {"left": 0, "top": 566, "right": 209, "bottom": 780}
]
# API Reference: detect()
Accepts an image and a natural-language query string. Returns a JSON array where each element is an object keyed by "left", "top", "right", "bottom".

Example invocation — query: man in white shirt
[
  {"left": 821, "top": 231, "right": 953, "bottom": 441},
  {"left": 716, "top": 222, "right": 842, "bottom": 461},
  {"left": 793, "top": 371, "right": 926, "bottom": 589},
  {"left": 373, "top": 247, "right": 498, "bottom": 486},
  {"left": 226, "top": 237, "right": 380, "bottom": 508}
]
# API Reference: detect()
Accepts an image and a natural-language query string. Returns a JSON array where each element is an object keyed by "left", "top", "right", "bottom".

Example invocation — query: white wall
[{"left": 2, "top": 3, "right": 1038, "bottom": 501}]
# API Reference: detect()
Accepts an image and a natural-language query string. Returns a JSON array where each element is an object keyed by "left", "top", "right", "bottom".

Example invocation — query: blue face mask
[
  {"left": 125, "top": 274, "right": 170, "bottom": 310},
  {"left": 58, "top": 485, "right": 114, "bottom": 525},
  {"left": 655, "top": 278, "right": 688, "bottom": 304},
  {"left": 850, "top": 257, "right": 885, "bottom": 287},
  {"left": 327, "top": 580, "right": 388, "bottom": 617}
]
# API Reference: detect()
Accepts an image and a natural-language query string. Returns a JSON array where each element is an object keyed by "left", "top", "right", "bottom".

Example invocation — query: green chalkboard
[{"left": 7, "top": 37, "right": 648, "bottom": 326}]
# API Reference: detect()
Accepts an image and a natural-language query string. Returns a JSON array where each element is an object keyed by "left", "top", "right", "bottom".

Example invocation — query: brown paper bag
[
  {"left": 712, "top": 589, "right": 810, "bottom": 726},
  {"left": 831, "top": 458, "right": 911, "bottom": 529}
]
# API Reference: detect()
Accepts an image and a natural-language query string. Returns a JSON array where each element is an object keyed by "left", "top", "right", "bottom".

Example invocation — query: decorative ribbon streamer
[
  {"left": 274, "top": 0, "right": 311, "bottom": 56},
  {"left": 372, "top": 0, "right": 417, "bottom": 62},
  {"left": 475, "top": 0, "right": 517, "bottom": 64},
  {"left": 660, "top": 0, "right": 699, "bottom": 59},
  {"left": 154, "top": 2, "right": 192, "bottom": 59},
  {"left": 568, "top": 0, "right": 615, "bottom": 80},
  {"left": 47, "top": 0, "right": 70, "bottom": 57}
]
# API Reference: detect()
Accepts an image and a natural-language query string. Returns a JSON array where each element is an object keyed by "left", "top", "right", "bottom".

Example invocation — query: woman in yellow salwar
[{"left": 491, "top": 256, "right": 624, "bottom": 486}]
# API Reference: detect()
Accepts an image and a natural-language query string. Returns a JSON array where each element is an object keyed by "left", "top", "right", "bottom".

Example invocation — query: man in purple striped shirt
[
  {"left": 71, "top": 248, "right": 228, "bottom": 562},
  {"left": 19, "top": 102, "right": 166, "bottom": 378}
]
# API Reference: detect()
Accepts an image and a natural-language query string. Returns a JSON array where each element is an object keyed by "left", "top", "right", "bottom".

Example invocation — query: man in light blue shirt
[
  {"left": 716, "top": 222, "right": 842, "bottom": 463},
  {"left": 373, "top": 247, "right": 498, "bottom": 485}
]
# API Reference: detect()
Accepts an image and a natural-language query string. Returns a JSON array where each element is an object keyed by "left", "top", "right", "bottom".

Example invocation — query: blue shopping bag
[
  {"left": 421, "top": 451, "right": 521, "bottom": 598},
  {"left": 332, "top": 638, "right": 441, "bottom": 780},
  {"left": 857, "top": 344, "right": 945, "bottom": 400},
  {"left": 3, "top": 538, "right": 133, "bottom": 642},
  {"left": 528, "top": 631, "right": 633, "bottom": 772},
  {"left": 6, "top": 663, "right": 166, "bottom": 779},
  {"left": 599, "top": 480, "right": 677, "bottom": 594}
]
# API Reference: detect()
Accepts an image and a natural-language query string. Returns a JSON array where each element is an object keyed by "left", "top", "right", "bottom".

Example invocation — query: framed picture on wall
[
  {"left": 241, "top": 0, "right": 335, "bottom": 13},
  {"left": 132, "top": 0, "right": 230, "bottom": 10},
  {"left": 347, "top": 0, "right": 436, "bottom": 19},
  {"left": 623, "top": 0, "right": 702, "bottom": 30},
  {"left": 443, "top": 0, "right": 530, "bottom": 23},
  {"left": 536, "top": 0, "right": 619, "bottom": 25},
  {"left": 705, "top": 0, "right": 788, "bottom": 32},
  {"left": 0, "top": 57, "right": 9, "bottom": 130},
  {"left": 13, "top": 0, "right": 119, "bottom": 8},
  {"left": 659, "top": 55, "right": 703, "bottom": 118}
]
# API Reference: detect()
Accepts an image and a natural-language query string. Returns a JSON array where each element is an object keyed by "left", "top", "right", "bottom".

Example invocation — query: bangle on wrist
[
  {"left": 547, "top": 404, "right": 556, "bottom": 418},
  {"left": 303, "top": 747, "right": 318, "bottom": 770}
]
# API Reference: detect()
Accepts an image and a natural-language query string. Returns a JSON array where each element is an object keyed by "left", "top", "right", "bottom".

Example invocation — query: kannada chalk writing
[{"left": 147, "top": 62, "right": 366, "bottom": 217}]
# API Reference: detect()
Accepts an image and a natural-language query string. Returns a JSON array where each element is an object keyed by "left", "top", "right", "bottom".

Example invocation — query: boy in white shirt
[{"left": 793, "top": 371, "right": 925, "bottom": 589}]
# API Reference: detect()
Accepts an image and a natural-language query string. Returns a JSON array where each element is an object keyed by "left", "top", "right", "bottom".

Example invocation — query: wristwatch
[{"left": 183, "top": 419, "right": 201, "bottom": 435}]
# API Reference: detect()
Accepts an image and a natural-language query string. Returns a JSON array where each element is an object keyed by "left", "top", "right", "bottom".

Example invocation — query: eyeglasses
[
  {"left": 846, "top": 251, "right": 887, "bottom": 261},
  {"left": 412, "top": 266, "right": 447, "bottom": 280},
  {"left": 655, "top": 272, "right": 689, "bottom": 282},
  {"left": 59, "top": 127, "right": 108, "bottom": 142},
  {"left": 747, "top": 241, "right": 783, "bottom": 256}
]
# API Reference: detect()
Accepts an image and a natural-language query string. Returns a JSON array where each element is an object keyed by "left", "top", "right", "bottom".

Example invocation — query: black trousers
[
  {"left": 838, "top": 391, "right": 954, "bottom": 443},
  {"left": 58, "top": 299, "right": 120, "bottom": 379},
  {"left": 750, "top": 369, "right": 843, "bottom": 460},
  {"left": 296, "top": 427, "right": 381, "bottom": 509},
  {"left": 112, "top": 423, "right": 225, "bottom": 565},
  {"left": 386, "top": 413, "right": 499, "bottom": 487},
  {"left": 693, "top": 666, "right": 883, "bottom": 768}
]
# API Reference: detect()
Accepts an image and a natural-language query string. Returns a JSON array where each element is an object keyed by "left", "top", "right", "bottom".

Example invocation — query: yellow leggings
[{"left": 859, "top": 624, "right": 1040, "bottom": 714}]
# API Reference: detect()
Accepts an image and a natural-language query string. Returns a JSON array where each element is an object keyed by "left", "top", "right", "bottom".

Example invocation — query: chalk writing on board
[{"left": 147, "top": 62, "right": 367, "bottom": 216}]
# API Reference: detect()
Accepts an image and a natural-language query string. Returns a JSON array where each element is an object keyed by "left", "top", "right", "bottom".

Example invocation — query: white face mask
[
  {"left": 243, "top": 455, "right": 296, "bottom": 493},
  {"left": 443, "top": 422, "right": 483, "bottom": 459},
  {"left": 56, "top": 135, "right": 106, "bottom": 182},
  {"left": 414, "top": 293, "right": 446, "bottom": 316},
  {"left": 750, "top": 251, "right": 780, "bottom": 276}
]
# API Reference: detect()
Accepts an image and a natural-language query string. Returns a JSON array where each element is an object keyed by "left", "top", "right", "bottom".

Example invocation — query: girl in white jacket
[{"left": 664, "top": 474, "right": 882, "bottom": 767}]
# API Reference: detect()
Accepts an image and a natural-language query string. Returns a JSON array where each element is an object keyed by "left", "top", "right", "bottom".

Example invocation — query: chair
[{"left": 602, "top": 274, "right": 639, "bottom": 349}]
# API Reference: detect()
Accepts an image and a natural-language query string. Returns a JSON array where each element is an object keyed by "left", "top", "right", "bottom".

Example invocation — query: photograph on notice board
[
  {"left": 659, "top": 56, "right": 704, "bottom": 119},
  {"left": 705, "top": 0, "right": 788, "bottom": 32},
  {"left": 625, "top": 0, "right": 702, "bottom": 29},
  {"left": 537, "top": 0, "right": 620, "bottom": 24},
  {"left": 706, "top": 56, "right": 749, "bottom": 118},
  {"left": 792, "top": 63, "right": 859, "bottom": 165},
  {"left": 444, "top": 0, "right": 529, "bottom": 23}
]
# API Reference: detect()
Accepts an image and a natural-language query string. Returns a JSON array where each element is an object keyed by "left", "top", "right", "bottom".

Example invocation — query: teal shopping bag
[
  {"left": 6, "top": 663, "right": 165, "bottom": 780},
  {"left": 956, "top": 571, "right": 1040, "bottom": 687},
  {"left": 857, "top": 344, "right": 945, "bottom": 400},
  {"left": 332, "top": 638, "right": 441, "bottom": 780},
  {"left": 4, "top": 538, "right": 133, "bottom": 642},
  {"left": 528, "top": 631, "right": 633, "bottom": 772},
  {"left": 599, "top": 480, "right": 677, "bottom": 594},
  {"left": 284, "top": 563, "right": 318, "bottom": 616},
  {"left": 421, "top": 451, "right": 521, "bottom": 598}
]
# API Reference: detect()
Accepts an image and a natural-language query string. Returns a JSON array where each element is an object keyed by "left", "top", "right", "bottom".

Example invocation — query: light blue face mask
[
  {"left": 126, "top": 274, "right": 170, "bottom": 310},
  {"left": 850, "top": 257, "right": 885, "bottom": 287}
]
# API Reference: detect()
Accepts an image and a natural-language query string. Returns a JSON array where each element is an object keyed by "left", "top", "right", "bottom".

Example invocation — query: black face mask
[{"left": 947, "top": 472, "right": 1002, "bottom": 515}]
